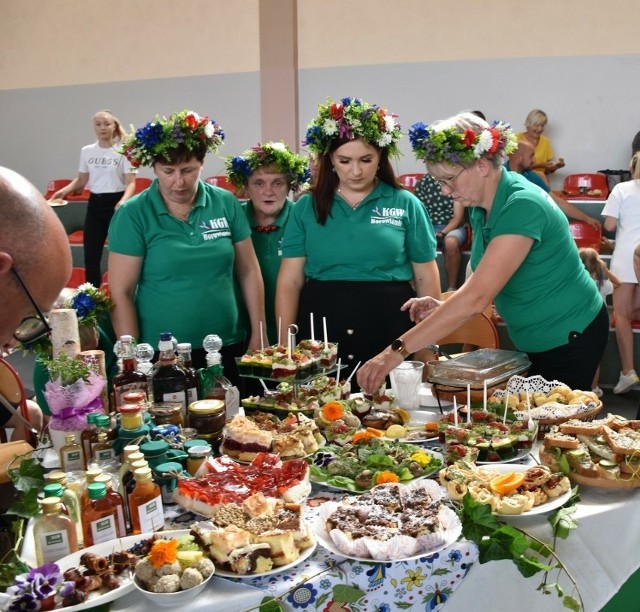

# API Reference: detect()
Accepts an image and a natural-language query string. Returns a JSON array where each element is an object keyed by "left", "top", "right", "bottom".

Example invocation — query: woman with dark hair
[
  {"left": 108, "top": 110, "right": 265, "bottom": 379},
  {"left": 276, "top": 98, "right": 440, "bottom": 384}
]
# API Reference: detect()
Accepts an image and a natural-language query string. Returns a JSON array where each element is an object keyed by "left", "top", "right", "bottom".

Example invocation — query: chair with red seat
[
  {"left": 66, "top": 267, "right": 86, "bottom": 288},
  {"left": 398, "top": 173, "right": 425, "bottom": 193},
  {"left": 134, "top": 177, "right": 153, "bottom": 194},
  {"left": 568, "top": 221, "right": 602, "bottom": 251},
  {"left": 563, "top": 173, "right": 609, "bottom": 198},
  {"left": 44, "top": 179, "right": 90, "bottom": 202},
  {"left": 204, "top": 175, "right": 239, "bottom": 196}
]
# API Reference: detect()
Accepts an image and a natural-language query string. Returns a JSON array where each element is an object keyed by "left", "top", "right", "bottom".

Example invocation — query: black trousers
[
  {"left": 526, "top": 303, "right": 609, "bottom": 390},
  {"left": 297, "top": 279, "right": 415, "bottom": 391},
  {"left": 84, "top": 192, "right": 122, "bottom": 287}
]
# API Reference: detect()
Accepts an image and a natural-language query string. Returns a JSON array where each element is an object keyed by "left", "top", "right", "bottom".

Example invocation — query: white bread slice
[
  {"left": 558, "top": 419, "right": 606, "bottom": 437},
  {"left": 543, "top": 430, "right": 580, "bottom": 450},
  {"left": 603, "top": 425, "right": 640, "bottom": 456},
  {"left": 577, "top": 434, "right": 621, "bottom": 462},
  {"left": 565, "top": 442, "right": 599, "bottom": 478}
]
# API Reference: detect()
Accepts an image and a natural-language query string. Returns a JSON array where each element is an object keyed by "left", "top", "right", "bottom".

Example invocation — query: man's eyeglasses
[
  {"left": 12, "top": 267, "right": 52, "bottom": 343},
  {"left": 434, "top": 166, "right": 467, "bottom": 190}
]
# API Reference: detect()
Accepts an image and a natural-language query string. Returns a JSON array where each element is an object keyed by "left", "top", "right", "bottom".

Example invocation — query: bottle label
[
  {"left": 91, "top": 515, "right": 117, "bottom": 544},
  {"left": 187, "top": 387, "right": 198, "bottom": 404},
  {"left": 136, "top": 494, "right": 164, "bottom": 533},
  {"left": 115, "top": 381, "right": 148, "bottom": 407},
  {"left": 163, "top": 391, "right": 186, "bottom": 408},
  {"left": 38, "top": 530, "right": 71, "bottom": 563},
  {"left": 62, "top": 449, "right": 84, "bottom": 472},
  {"left": 95, "top": 448, "right": 116, "bottom": 463},
  {"left": 226, "top": 386, "right": 241, "bottom": 418}
]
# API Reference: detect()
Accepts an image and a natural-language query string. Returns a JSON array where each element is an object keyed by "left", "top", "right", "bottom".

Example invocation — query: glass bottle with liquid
[
  {"left": 44, "top": 473, "right": 83, "bottom": 547},
  {"left": 118, "top": 448, "right": 141, "bottom": 530},
  {"left": 81, "top": 467, "right": 103, "bottom": 509},
  {"left": 93, "top": 431, "right": 116, "bottom": 464},
  {"left": 177, "top": 342, "right": 200, "bottom": 404},
  {"left": 113, "top": 335, "right": 149, "bottom": 409},
  {"left": 129, "top": 466, "right": 164, "bottom": 535},
  {"left": 152, "top": 332, "right": 187, "bottom": 418},
  {"left": 198, "top": 334, "right": 240, "bottom": 418},
  {"left": 81, "top": 412, "right": 100, "bottom": 469},
  {"left": 34, "top": 497, "right": 78, "bottom": 565},
  {"left": 94, "top": 474, "right": 126, "bottom": 537},
  {"left": 82, "top": 482, "right": 126, "bottom": 546},
  {"left": 60, "top": 434, "right": 84, "bottom": 473}
]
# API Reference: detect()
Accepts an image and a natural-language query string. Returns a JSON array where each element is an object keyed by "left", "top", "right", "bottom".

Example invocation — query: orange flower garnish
[
  {"left": 375, "top": 470, "right": 400, "bottom": 485},
  {"left": 352, "top": 427, "right": 385, "bottom": 444},
  {"left": 149, "top": 538, "right": 179, "bottom": 568},
  {"left": 322, "top": 401, "right": 344, "bottom": 421}
]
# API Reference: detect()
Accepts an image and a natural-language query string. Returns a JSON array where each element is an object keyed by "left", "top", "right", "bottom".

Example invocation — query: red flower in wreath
[
  {"left": 463, "top": 129, "right": 477, "bottom": 147},
  {"left": 330, "top": 103, "right": 344, "bottom": 120},
  {"left": 487, "top": 128, "right": 500, "bottom": 154},
  {"left": 184, "top": 113, "right": 199, "bottom": 129}
]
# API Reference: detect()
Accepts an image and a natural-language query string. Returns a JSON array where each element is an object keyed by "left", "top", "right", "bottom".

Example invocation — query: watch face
[{"left": 391, "top": 339, "right": 404, "bottom": 352}]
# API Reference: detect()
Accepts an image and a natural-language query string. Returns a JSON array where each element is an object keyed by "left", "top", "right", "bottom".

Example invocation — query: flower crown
[
  {"left": 225, "top": 141, "right": 311, "bottom": 192},
  {"left": 409, "top": 120, "right": 518, "bottom": 165},
  {"left": 303, "top": 97, "right": 402, "bottom": 157},
  {"left": 121, "top": 109, "right": 225, "bottom": 168}
]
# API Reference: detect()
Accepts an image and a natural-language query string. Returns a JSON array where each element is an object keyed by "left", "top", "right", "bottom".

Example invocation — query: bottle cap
[
  {"left": 87, "top": 482, "right": 107, "bottom": 500},
  {"left": 46, "top": 470, "right": 67, "bottom": 485},
  {"left": 94, "top": 474, "right": 113, "bottom": 490},
  {"left": 122, "top": 391, "right": 146, "bottom": 404},
  {"left": 95, "top": 415, "right": 111, "bottom": 428},
  {"left": 97, "top": 432, "right": 107, "bottom": 441},
  {"left": 154, "top": 462, "right": 183, "bottom": 477},
  {"left": 177, "top": 343, "right": 192, "bottom": 351},
  {"left": 130, "top": 459, "right": 149, "bottom": 471},
  {"left": 133, "top": 467, "right": 153, "bottom": 482},
  {"left": 122, "top": 445, "right": 140, "bottom": 458},
  {"left": 187, "top": 445, "right": 211, "bottom": 459},
  {"left": 85, "top": 468, "right": 103, "bottom": 484},
  {"left": 43, "top": 483, "right": 63, "bottom": 498},
  {"left": 64, "top": 434, "right": 77, "bottom": 444},
  {"left": 87, "top": 412, "right": 99, "bottom": 425},
  {"left": 41, "top": 497, "right": 63, "bottom": 513}
]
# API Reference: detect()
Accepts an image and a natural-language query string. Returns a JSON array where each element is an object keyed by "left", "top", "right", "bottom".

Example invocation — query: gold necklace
[{"left": 337, "top": 187, "right": 366, "bottom": 209}]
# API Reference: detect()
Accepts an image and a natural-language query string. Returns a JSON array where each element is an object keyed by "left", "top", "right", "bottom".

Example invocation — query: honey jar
[
  {"left": 187, "top": 399, "right": 225, "bottom": 440},
  {"left": 149, "top": 402, "right": 184, "bottom": 427}
]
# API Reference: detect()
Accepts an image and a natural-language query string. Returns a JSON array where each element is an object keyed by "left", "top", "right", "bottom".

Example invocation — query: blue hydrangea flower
[
  {"left": 136, "top": 122, "right": 163, "bottom": 147},
  {"left": 71, "top": 293, "right": 95, "bottom": 318}
]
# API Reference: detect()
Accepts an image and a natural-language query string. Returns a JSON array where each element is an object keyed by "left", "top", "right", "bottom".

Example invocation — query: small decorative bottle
[
  {"left": 60, "top": 434, "right": 84, "bottom": 472},
  {"left": 152, "top": 332, "right": 188, "bottom": 418},
  {"left": 93, "top": 431, "right": 116, "bottom": 464},
  {"left": 81, "top": 412, "right": 100, "bottom": 469},
  {"left": 33, "top": 497, "right": 78, "bottom": 565},
  {"left": 112, "top": 335, "right": 149, "bottom": 409},
  {"left": 177, "top": 342, "right": 201, "bottom": 404},
  {"left": 129, "top": 466, "right": 164, "bottom": 535},
  {"left": 81, "top": 467, "right": 103, "bottom": 509},
  {"left": 94, "top": 474, "right": 127, "bottom": 537},
  {"left": 118, "top": 447, "right": 141, "bottom": 530},
  {"left": 44, "top": 472, "right": 83, "bottom": 547},
  {"left": 198, "top": 334, "right": 239, "bottom": 417},
  {"left": 82, "top": 482, "right": 126, "bottom": 546}
]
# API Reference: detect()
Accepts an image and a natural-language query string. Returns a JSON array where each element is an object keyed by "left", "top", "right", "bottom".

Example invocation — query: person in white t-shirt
[{"left": 50, "top": 110, "right": 136, "bottom": 286}]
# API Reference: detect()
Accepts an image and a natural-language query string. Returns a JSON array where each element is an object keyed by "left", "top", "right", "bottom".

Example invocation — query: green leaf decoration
[
  {"left": 333, "top": 583, "right": 365, "bottom": 603},
  {"left": 259, "top": 596, "right": 283, "bottom": 612}
]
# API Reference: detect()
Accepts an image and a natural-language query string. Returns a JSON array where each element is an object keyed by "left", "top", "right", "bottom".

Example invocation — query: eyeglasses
[
  {"left": 12, "top": 267, "right": 52, "bottom": 343},
  {"left": 434, "top": 166, "right": 467, "bottom": 190}
]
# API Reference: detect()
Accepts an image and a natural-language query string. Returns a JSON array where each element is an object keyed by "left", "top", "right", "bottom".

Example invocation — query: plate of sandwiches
[{"left": 539, "top": 413, "right": 640, "bottom": 488}]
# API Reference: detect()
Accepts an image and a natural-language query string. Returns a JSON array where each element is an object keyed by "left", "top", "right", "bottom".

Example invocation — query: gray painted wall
[{"left": 0, "top": 54, "right": 638, "bottom": 193}]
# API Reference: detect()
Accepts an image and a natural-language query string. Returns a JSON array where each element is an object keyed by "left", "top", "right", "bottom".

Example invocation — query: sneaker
[
  {"left": 613, "top": 370, "right": 640, "bottom": 394},
  {"left": 592, "top": 386, "right": 603, "bottom": 398}
]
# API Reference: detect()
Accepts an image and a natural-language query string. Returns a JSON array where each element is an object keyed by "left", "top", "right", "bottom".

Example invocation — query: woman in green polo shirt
[
  {"left": 108, "top": 110, "right": 266, "bottom": 381},
  {"left": 276, "top": 98, "right": 441, "bottom": 386},
  {"left": 226, "top": 142, "right": 310, "bottom": 345},
  {"left": 357, "top": 112, "right": 608, "bottom": 394}
]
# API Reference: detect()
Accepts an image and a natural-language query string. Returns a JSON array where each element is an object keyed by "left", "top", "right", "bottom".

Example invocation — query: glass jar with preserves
[
  {"left": 188, "top": 399, "right": 225, "bottom": 440},
  {"left": 186, "top": 446, "right": 211, "bottom": 477},
  {"left": 119, "top": 403, "right": 143, "bottom": 431},
  {"left": 149, "top": 402, "right": 184, "bottom": 427}
]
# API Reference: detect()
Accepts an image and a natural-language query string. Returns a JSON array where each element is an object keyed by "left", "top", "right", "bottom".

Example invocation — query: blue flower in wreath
[
  {"left": 71, "top": 293, "right": 95, "bottom": 318},
  {"left": 448, "top": 549, "right": 462, "bottom": 563},
  {"left": 136, "top": 121, "right": 163, "bottom": 147},
  {"left": 287, "top": 582, "right": 318, "bottom": 609}
]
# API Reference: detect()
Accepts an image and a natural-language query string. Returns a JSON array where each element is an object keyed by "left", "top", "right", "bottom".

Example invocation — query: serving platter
[
  {"left": 50, "top": 529, "right": 188, "bottom": 611},
  {"left": 476, "top": 447, "right": 533, "bottom": 465},
  {"left": 214, "top": 540, "right": 317, "bottom": 578}
]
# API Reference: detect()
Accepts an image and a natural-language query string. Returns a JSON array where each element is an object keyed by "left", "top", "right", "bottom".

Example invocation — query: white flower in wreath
[
  {"left": 270, "top": 142, "right": 287, "bottom": 151},
  {"left": 378, "top": 133, "right": 393, "bottom": 147},
  {"left": 350, "top": 118, "right": 362, "bottom": 130},
  {"left": 384, "top": 115, "right": 396, "bottom": 132},
  {"left": 189, "top": 111, "right": 202, "bottom": 121},
  {"left": 204, "top": 122, "right": 215, "bottom": 138},
  {"left": 323, "top": 119, "right": 338, "bottom": 135},
  {"left": 473, "top": 129, "right": 494, "bottom": 157}
]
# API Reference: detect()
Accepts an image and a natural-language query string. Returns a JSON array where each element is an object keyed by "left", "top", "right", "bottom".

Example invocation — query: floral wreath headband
[
  {"left": 121, "top": 109, "right": 225, "bottom": 168},
  {"left": 302, "top": 97, "right": 402, "bottom": 158},
  {"left": 225, "top": 141, "right": 311, "bottom": 192},
  {"left": 408, "top": 119, "right": 518, "bottom": 165}
]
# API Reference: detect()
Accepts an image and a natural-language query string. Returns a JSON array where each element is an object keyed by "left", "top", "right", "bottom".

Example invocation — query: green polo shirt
[
  {"left": 282, "top": 181, "right": 437, "bottom": 281},
  {"left": 108, "top": 179, "right": 251, "bottom": 348},
  {"left": 238, "top": 199, "right": 293, "bottom": 344},
  {"left": 469, "top": 169, "right": 603, "bottom": 353}
]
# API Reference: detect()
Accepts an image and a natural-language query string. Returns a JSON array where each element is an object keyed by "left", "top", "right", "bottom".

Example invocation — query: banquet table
[{"left": 18, "top": 414, "right": 640, "bottom": 612}]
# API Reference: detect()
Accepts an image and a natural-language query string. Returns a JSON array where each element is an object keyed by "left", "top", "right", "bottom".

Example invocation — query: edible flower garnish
[
  {"left": 322, "top": 402, "right": 344, "bottom": 422},
  {"left": 375, "top": 470, "right": 400, "bottom": 485},
  {"left": 410, "top": 450, "right": 433, "bottom": 467},
  {"left": 149, "top": 538, "right": 179, "bottom": 568}
]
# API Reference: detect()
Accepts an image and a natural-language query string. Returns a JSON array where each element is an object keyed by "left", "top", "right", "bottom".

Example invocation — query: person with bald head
[
  {"left": 0, "top": 166, "right": 72, "bottom": 439},
  {"left": 506, "top": 140, "right": 600, "bottom": 230}
]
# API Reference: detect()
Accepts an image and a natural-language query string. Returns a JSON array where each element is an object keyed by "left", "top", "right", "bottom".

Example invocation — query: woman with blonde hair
[
  {"left": 50, "top": 110, "right": 136, "bottom": 286},
  {"left": 358, "top": 112, "right": 607, "bottom": 394},
  {"left": 602, "top": 152, "right": 640, "bottom": 393},
  {"left": 516, "top": 108, "right": 565, "bottom": 185}
]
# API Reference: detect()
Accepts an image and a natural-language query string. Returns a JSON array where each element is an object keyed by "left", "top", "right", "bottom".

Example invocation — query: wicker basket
[{"left": 491, "top": 375, "right": 603, "bottom": 439}]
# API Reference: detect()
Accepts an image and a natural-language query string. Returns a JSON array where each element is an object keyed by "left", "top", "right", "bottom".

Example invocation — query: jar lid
[
  {"left": 183, "top": 439, "right": 212, "bottom": 451},
  {"left": 187, "top": 445, "right": 211, "bottom": 458},
  {"left": 123, "top": 391, "right": 146, "bottom": 403},
  {"left": 154, "top": 461, "right": 183, "bottom": 476},
  {"left": 140, "top": 440, "right": 170, "bottom": 456},
  {"left": 120, "top": 404, "right": 143, "bottom": 414},
  {"left": 43, "top": 483, "right": 63, "bottom": 498},
  {"left": 95, "top": 415, "right": 111, "bottom": 427},
  {"left": 87, "top": 482, "right": 107, "bottom": 500},
  {"left": 188, "top": 399, "right": 225, "bottom": 414},
  {"left": 151, "top": 402, "right": 183, "bottom": 415}
]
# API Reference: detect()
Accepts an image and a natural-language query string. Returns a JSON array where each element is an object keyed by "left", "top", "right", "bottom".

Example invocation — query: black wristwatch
[{"left": 390, "top": 338, "right": 409, "bottom": 358}]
